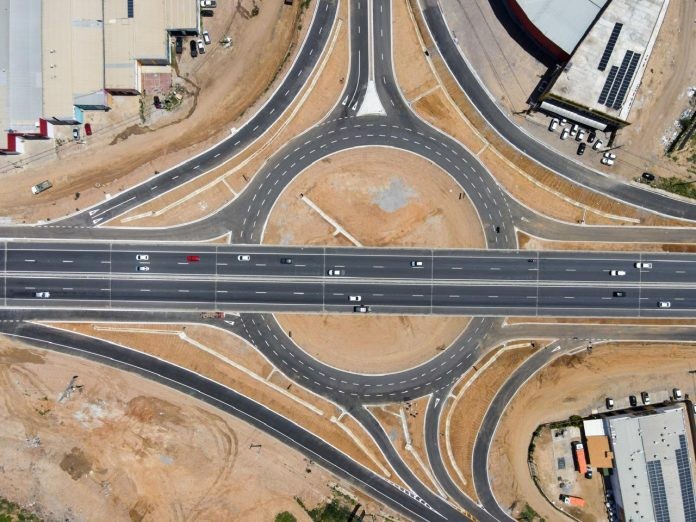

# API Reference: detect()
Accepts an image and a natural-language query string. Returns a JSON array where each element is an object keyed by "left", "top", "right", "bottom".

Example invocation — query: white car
[
  {"left": 411, "top": 260, "right": 424, "bottom": 267},
  {"left": 560, "top": 128, "right": 570, "bottom": 140},
  {"left": 35, "top": 291, "right": 50, "bottom": 298},
  {"left": 610, "top": 270, "right": 626, "bottom": 276},
  {"left": 202, "top": 31, "right": 211, "bottom": 45},
  {"left": 548, "top": 118, "right": 559, "bottom": 131},
  {"left": 603, "top": 152, "right": 617, "bottom": 160},
  {"left": 349, "top": 295, "right": 361, "bottom": 302},
  {"left": 658, "top": 301, "right": 671, "bottom": 308},
  {"left": 136, "top": 254, "right": 149, "bottom": 261},
  {"left": 328, "top": 269, "right": 343, "bottom": 276},
  {"left": 576, "top": 129, "right": 586, "bottom": 141},
  {"left": 634, "top": 262, "right": 652, "bottom": 269},
  {"left": 592, "top": 139, "right": 603, "bottom": 151},
  {"left": 137, "top": 266, "right": 150, "bottom": 271},
  {"left": 200, "top": 0, "right": 216, "bottom": 7},
  {"left": 354, "top": 305, "right": 369, "bottom": 313},
  {"left": 237, "top": 254, "right": 251, "bottom": 261},
  {"left": 601, "top": 157, "right": 614, "bottom": 166}
]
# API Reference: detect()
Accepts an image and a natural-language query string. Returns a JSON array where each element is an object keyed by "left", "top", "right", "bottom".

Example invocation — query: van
[{"left": 31, "top": 180, "right": 53, "bottom": 195}]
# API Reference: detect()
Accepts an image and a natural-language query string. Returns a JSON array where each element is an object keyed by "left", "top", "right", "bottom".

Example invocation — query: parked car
[
  {"left": 673, "top": 388, "right": 683, "bottom": 400},
  {"left": 203, "top": 31, "right": 211, "bottom": 45},
  {"left": 641, "top": 391, "right": 651, "bottom": 404},
  {"left": 642, "top": 172, "right": 656, "bottom": 182},
  {"left": 592, "top": 139, "right": 603, "bottom": 150},
  {"left": 31, "top": 180, "right": 53, "bottom": 195},
  {"left": 201, "top": 9, "right": 214, "bottom": 17},
  {"left": 175, "top": 36, "right": 183, "bottom": 54},
  {"left": 606, "top": 397, "right": 614, "bottom": 409},
  {"left": 354, "top": 305, "right": 370, "bottom": 313},
  {"left": 577, "top": 143, "right": 586, "bottom": 155},
  {"left": 601, "top": 157, "right": 614, "bottom": 166},
  {"left": 576, "top": 129, "right": 586, "bottom": 141},
  {"left": 72, "top": 127, "right": 80, "bottom": 140},
  {"left": 588, "top": 130, "right": 596, "bottom": 143},
  {"left": 190, "top": 39, "right": 198, "bottom": 57},
  {"left": 548, "top": 118, "right": 559, "bottom": 132},
  {"left": 629, "top": 395, "right": 638, "bottom": 407},
  {"left": 560, "top": 128, "right": 570, "bottom": 140},
  {"left": 200, "top": 0, "right": 216, "bottom": 7},
  {"left": 603, "top": 151, "right": 617, "bottom": 160},
  {"left": 84, "top": 123, "right": 92, "bottom": 136},
  {"left": 197, "top": 39, "right": 205, "bottom": 54}
]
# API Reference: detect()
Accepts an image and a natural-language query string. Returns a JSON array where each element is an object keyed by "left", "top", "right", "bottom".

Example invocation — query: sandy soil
[
  {"left": 440, "top": 0, "right": 696, "bottom": 182},
  {"left": 518, "top": 231, "right": 696, "bottom": 252},
  {"left": 402, "top": 0, "right": 692, "bottom": 228},
  {"left": 0, "top": 338, "right": 404, "bottom": 522},
  {"left": 489, "top": 342, "right": 696, "bottom": 520},
  {"left": 442, "top": 343, "right": 537, "bottom": 500},
  {"left": 0, "top": 0, "right": 317, "bottom": 224},
  {"left": 114, "top": 0, "right": 350, "bottom": 228},
  {"left": 263, "top": 147, "right": 486, "bottom": 248},
  {"left": 274, "top": 315, "right": 471, "bottom": 375},
  {"left": 43, "top": 322, "right": 396, "bottom": 482}
]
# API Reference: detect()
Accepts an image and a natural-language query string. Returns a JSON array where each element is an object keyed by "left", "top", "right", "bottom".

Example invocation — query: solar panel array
[
  {"left": 605, "top": 51, "right": 633, "bottom": 108},
  {"left": 598, "top": 23, "right": 623, "bottom": 71},
  {"left": 646, "top": 460, "right": 671, "bottom": 522},
  {"left": 676, "top": 435, "right": 696, "bottom": 522},
  {"left": 127, "top": 0, "right": 134, "bottom": 18},
  {"left": 598, "top": 66, "right": 619, "bottom": 105},
  {"left": 612, "top": 52, "right": 641, "bottom": 110}
]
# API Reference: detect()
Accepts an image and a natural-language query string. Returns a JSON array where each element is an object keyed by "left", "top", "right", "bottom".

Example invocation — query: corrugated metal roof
[{"left": 515, "top": 0, "right": 609, "bottom": 54}]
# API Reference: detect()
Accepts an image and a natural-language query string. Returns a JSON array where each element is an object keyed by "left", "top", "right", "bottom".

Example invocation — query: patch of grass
[
  {"left": 655, "top": 176, "right": 696, "bottom": 200},
  {"left": 518, "top": 503, "right": 544, "bottom": 522},
  {"left": 0, "top": 496, "right": 42, "bottom": 522},
  {"left": 274, "top": 512, "right": 297, "bottom": 522},
  {"left": 295, "top": 494, "right": 356, "bottom": 522}
]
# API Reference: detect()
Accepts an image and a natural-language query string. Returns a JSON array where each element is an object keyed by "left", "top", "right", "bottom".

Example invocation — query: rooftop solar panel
[
  {"left": 612, "top": 52, "right": 641, "bottom": 110},
  {"left": 646, "top": 460, "right": 671, "bottom": 522},
  {"left": 598, "top": 65, "right": 619, "bottom": 105},
  {"left": 598, "top": 23, "right": 623, "bottom": 71},
  {"left": 677, "top": 435, "right": 696, "bottom": 522},
  {"left": 605, "top": 51, "right": 633, "bottom": 108}
]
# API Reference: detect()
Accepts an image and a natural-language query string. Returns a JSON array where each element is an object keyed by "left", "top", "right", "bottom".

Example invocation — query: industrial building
[
  {"left": 507, "top": 0, "right": 670, "bottom": 130},
  {"left": 0, "top": 0, "right": 198, "bottom": 154},
  {"left": 586, "top": 406, "right": 696, "bottom": 522}
]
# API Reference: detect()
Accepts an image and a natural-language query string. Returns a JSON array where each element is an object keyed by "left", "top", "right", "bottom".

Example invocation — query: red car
[
  {"left": 187, "top": 255, "right": 200, "bottom": 263},
  {"left": 84, "top": 123, "right": 92, "bottom": 136}
]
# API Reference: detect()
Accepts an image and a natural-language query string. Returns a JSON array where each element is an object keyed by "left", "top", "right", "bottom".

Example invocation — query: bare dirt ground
[
  {"left": 263, "top": 147, "right": 486, "bottom": 248},
  {"left": 440, "top": 0, "right": 696, "bottom": 182},
  {"left": 43, "top": 322, "right": 398, "bottom": 484},
  {"left": 0, "top": 0, "right": 317, "bottom": 224},
  {"left": 113, "top": 0, "right": 350, "bottom": 228},
  {"left": 518, "top": 231, "right": 696, "bottom": 252},
  {"left": 489, "top": 342, "right": 696, "bottom": 520},
  {"left": 0, "top": 338, "right": 404, "bottom": 522},
  {"left": 274, "top": 315, "right": 471, "bottom": 374},
  {"left": 398, "top": 0, "right": 690, "bottom": 228}
]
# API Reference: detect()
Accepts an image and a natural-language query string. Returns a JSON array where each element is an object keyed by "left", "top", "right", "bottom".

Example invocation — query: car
[
  {"left": 560, "top": 118, "right": 568, "bottom": 125},
  {"left": 153, "top": 95, "right": 162, "bottom": 109},
  {"left": 328, "top": 269, "right": 343, "bottom": 276},
  {"left": 280, "top": 257, "right": 293, "bottom": 264},
  {"left": 186, "top": 255, "right": 200, "bottom": 263},
  {"left": 411, "top": 260, "right": 424, "bottom": 267},
  {"left": 641, "top": 391, "right": 651, "bottom": 405},
  {"left": 634, "top": 262, "right": 652, "bottom": 269},
  {"left": 202, "top": 31, "right": 211, "bottom": 45},
  {"left": 603, "top": 151, "right": 617, "bottom": 160},
  {"left": 190, "top": 39, "right": 198, "bottom": 57},
  {"left": 200, "top": 0, "right": 216, "bottom": 7},
  {"left": 642, "top": 172, "right": 656, "bottom": 182},
  {"left": 84, "top": 123, "right": 92, "bottom": 136},
  {"left": 137, "top": 266, "right": 149, "bottom": 271},
  {"left": 237, "top": 255, "right": 250, "bottom": 262},
  {"left": 349, "top": 295, "right": 362, "bottom": 302},
  {"left": 201, "top": 9, "right": 214, "bottom": 17},
  {"left": 72, "top": 127, "right": 80, "bottom": 140},
  {"left": 560, "top": 128, "right": 570, "bottom": 140},
  {"left": 601, "top": 157, "right": 614, "bottom": 166},
  {"left": 576, "top": 129, "right": 586, "bottom": 141},
  {"left": 548, "top": 118, "right": 559, "bottom": 131},
  {"left": 354, "top": 305, "right": 370, "bottom": 313},
  {"left": 136, "top": 254, "right": 149, "bottom": 261},
  {"left": 197, "top": 39, "right": 205, "bottom": 54},
  {"left": 629, "top": 395, "right": 638, "bottom": 407},
  {"left": 570, "top": 123, "right": 579, "bottom": 135},
  {"left": 592, "top": 139, "right": 603, "bottom": 150},
  {"left": 613, "top": 291, "right": 626, "bottom": 297},
  {"left": 35, "top": 291, "right": 50, "bottom": 298},
  {"left": 588, "top": 130, "right": 596, "bottom": 143},
  {"left": 585, "top": 467, "right": 593, "bottom": 479},
  {"left": 606, "top": 397, "right": 614, "bottom": 409},
  {"left": 577, "top": 143, "right": 586, "bottom": 155},
  {"left": 610, "top": 270, "right": 626, "bottom": 276},
  {"left": 673, "top": 388, "right": 683, "bottom": 400},
  {"left": 658, "top": 301, "right": 671, "bottom": 308},
  {"left": 175, "top": 36, "right": 183, "bottom": 54},
  {"left": 31, "top": 180, "right": 53, "bottom": 195}
]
